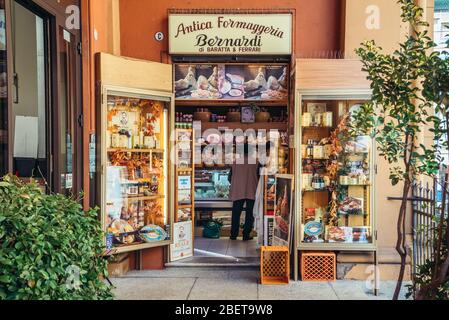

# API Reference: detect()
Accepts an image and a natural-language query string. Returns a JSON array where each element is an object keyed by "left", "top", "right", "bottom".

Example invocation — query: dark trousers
[{"left": 231, "top": 199, "right": 255, "bottom": 239}]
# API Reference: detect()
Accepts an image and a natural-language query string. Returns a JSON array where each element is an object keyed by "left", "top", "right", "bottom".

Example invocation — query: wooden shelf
[
  {"left": 104, "top": 240, "right": 172, "bottom": 255},
  {"left": 302, "top": 158, "right": 330, "bottom": 161},
  {"left": 110, "top": 195, "right": 165, "bottom": 202},
  {"left": 121, "top": 178, "right": 159, "bottom": 184},
  {"left": 200, "top": 122, "right": 288, "bottom": 131},
  {"left": 108, "top": 148, "right": 165, "bottom": 153},
  {"left": 195, "top": 182, "right": 214, "bottom": 187},
  {"left": 302, "top": 126, "right": 333, "bottom": 130},
  {"left": 175, "top": 100, "right": 288, "bottom": 107},
  {"left": 195, "top": 164, "right": 231, "bottom": 169},
  {"left": 302, "top": 189, "right": 330, "bottom": 193},
  {"left": 177, "top": 204, "right": 193, "bottom": 209}
]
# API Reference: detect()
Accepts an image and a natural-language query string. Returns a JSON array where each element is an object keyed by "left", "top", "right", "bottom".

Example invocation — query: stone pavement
[{"left": 111, "top": 267, "right": 411, "bottom": 300}]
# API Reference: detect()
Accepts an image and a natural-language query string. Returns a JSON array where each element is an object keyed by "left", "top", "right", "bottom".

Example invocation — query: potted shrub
[{"left": 0, "top": 175, "right": 113, "bottom": 300}]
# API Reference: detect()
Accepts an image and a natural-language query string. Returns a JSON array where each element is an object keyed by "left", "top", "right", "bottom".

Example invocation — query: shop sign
[
  {"left": 170, "top": 221, "right": 193, "bottom": 261},
  {"left": 169, "top": 14, "right": 292, "bottom": 55}
]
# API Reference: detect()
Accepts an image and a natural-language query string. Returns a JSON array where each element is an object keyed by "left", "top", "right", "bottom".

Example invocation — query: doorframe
[{"left": 4, "top": 0, "right": 83, "bottom": 194}]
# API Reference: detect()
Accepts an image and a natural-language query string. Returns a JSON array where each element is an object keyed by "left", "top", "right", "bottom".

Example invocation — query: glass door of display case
[
  {"left": 295, "top": 94, "right": 376, "bottom": 252},
  {"left": 99, "top": 86, "right": 173, "bottom": 255},
  {"left": 170, "top": 127, "right": 195, "bottom": 261}
]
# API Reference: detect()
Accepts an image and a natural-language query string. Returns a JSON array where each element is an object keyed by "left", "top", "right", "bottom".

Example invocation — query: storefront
[
  {"left": 98, "top": 11, "right": 296, "bottom": 268},
  {"left": 94, "top": 7, "right": 386, "bottom": 287},
  {"left": 0, "top": 0, "right": 430, "bottom": 282}
]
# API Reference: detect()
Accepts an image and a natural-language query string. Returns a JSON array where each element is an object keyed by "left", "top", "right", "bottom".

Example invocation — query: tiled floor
[
  {"left": 194, "top": 237, "right": 260, "bottom": 258},
  {"left": 112, "top": 267, "right": 412, "bottom": 300}
]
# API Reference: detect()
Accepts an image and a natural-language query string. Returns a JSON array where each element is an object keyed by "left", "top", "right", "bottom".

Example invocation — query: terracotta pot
[
  {"left": 255, "top": 111, "right": 271, "bottom": 123},
  {"left": 194, "top": 112, "right": 211, "bottom": 123},
  {"left": 226, "top": 112, "right": 241, "bottom": 122}
]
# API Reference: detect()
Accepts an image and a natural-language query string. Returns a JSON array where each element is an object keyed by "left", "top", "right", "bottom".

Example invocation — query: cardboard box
[{"left": 107, "top": 254, "right": 130, "bottom": 277}]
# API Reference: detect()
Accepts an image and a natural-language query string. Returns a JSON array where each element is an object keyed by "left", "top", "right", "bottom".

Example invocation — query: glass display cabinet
[
  {"left": 295, "top": 97, "right": 376, "bottom": 251},
  {"left": 170, "top": 127, "right": 195, "bottom": 261},
  {"left": 292, "top": 59, "right": 378, "bottom": 292},
  {"left": 194, "top": 168, "right": 231, "bottom": 203},
  {"left": 174, "top": 128, "right": 195, "bottom": 221},
  {"left": 99, "top": 86, "right": 173, "bottom": 254}
]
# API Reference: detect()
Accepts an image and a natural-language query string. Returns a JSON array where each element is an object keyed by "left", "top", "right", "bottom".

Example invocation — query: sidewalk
[{"left": 111, "top": 267, "right": 411, "bottom": 300}]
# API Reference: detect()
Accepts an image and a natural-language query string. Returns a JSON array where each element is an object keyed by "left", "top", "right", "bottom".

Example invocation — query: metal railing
[{"left": 411, "top": 180, "right": 438, "bottom": 277}]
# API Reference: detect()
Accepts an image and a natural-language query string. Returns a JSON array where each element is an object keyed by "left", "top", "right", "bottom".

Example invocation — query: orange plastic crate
[
  {"left": 301, "top": 252, "right": 336, "bottom": 282},
  {"left": 260, "top": 246, "right": 290, "bottom": 285}
]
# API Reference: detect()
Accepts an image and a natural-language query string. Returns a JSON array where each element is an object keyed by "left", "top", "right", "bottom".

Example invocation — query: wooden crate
[
  {"left": 260, "top": 246, "right": 290, "bottom": 285},
  {"left": 301, "top": 252, "right": 336, "bottom": 282},
  {"left": 107, "top": 254, "right": 130, "bottom": 278}
]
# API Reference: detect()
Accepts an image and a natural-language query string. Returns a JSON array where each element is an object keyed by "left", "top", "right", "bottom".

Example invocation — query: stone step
[{"left": 166, "top": 256, "right": 260, "bottom": 267}]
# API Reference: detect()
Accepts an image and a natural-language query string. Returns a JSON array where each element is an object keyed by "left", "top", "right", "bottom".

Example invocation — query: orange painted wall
[
  {"left": 89, "top": 0, "right": 115, "bottom": 131},
  {"left": 119, "top": 0, "right": 343, "bottom": 61}
]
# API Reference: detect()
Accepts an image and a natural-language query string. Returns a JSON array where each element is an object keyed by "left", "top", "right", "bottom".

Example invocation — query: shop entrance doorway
[
  {"left": 170, "top": 56, "right": 292, "bottom": 266},
  {"left": 2, "top": 0, "right": 82, "bottom": 194},
  {"left": 10, "top": 0, "right": 50, "bottom": 185}
]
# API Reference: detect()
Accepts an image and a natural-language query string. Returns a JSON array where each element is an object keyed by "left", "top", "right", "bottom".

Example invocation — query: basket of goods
[
  {"left": 226, "top": 108, "right": 241, "bottom": 122},
  {"left": 108, "top": 219, "right": 136, "bottom": 245},
  {"left": 194, "top": 109, "right": 211, "bottom": 123},
  {"left": 139, "top": 225, "right": 168, "bottom": 243}
]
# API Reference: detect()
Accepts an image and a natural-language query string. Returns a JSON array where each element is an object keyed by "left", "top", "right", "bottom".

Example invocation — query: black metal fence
[{"left": 411, "top": 180, "right": 438, "bottom": 276}]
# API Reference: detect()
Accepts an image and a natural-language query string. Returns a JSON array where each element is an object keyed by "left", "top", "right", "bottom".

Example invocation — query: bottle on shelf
[
  {"left": 307, "top": 140, "right": 314, "bottom": 158},
  {"left": 312, "top": 174, "right": 320, "bottom": 190}
]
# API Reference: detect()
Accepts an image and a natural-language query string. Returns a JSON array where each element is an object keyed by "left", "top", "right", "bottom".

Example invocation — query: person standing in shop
[{"left": 228, "top": 141, "right": 261, "bottom": 241}]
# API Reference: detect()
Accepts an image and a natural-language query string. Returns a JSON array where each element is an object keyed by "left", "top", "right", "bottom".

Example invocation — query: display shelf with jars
[
  {"left": 194, "top": 128, "right": 289, "bottom": 173},
  {"left": 297, "top": 99, "right": 376, "bottom": 251},
  {"left": 99, "top": 88, "right": 172, "bottom": 255},
  {"left": 175, "top": 127, "right": 195, "bottom": 222}
]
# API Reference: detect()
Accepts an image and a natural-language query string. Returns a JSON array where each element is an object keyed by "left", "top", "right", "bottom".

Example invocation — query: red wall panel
[{"left": 119, "top": 0, "right": 343, "bottom": 61}]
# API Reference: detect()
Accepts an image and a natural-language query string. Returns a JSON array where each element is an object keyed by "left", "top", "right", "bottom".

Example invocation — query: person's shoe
[
  {"left": 230, "top": 236, "right": 237, "bottom": 241},
  {"left": 243, "top": 236, "right": 254, "bottom": 241}
]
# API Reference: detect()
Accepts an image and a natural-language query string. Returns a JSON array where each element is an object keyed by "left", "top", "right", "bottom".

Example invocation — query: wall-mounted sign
[{"left": 169, "top": 14, "right": 292, "bottom": 55}]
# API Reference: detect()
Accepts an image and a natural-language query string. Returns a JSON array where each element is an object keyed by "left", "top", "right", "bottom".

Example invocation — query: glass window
[
  {"left": 104, "top": 93, "right": 170, "bottom": 251},
  {"left": 300, "top": 99, "right": 374, "bottom": 245},
  {"left": 435, "top": 0, "right": 449, "bottom": 54},
  {"left": 10, "top": 1, "right": 48, "bottom": 182}
]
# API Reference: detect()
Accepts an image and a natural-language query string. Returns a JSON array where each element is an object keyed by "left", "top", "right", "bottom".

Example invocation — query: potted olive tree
[{"left": 351, "top": 0, "right": 448, "bottom": 300}]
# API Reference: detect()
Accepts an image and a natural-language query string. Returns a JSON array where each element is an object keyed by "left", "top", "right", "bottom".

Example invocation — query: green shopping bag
[{"left": 203, "top": 219, "right": 223, "bottom": 239}]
